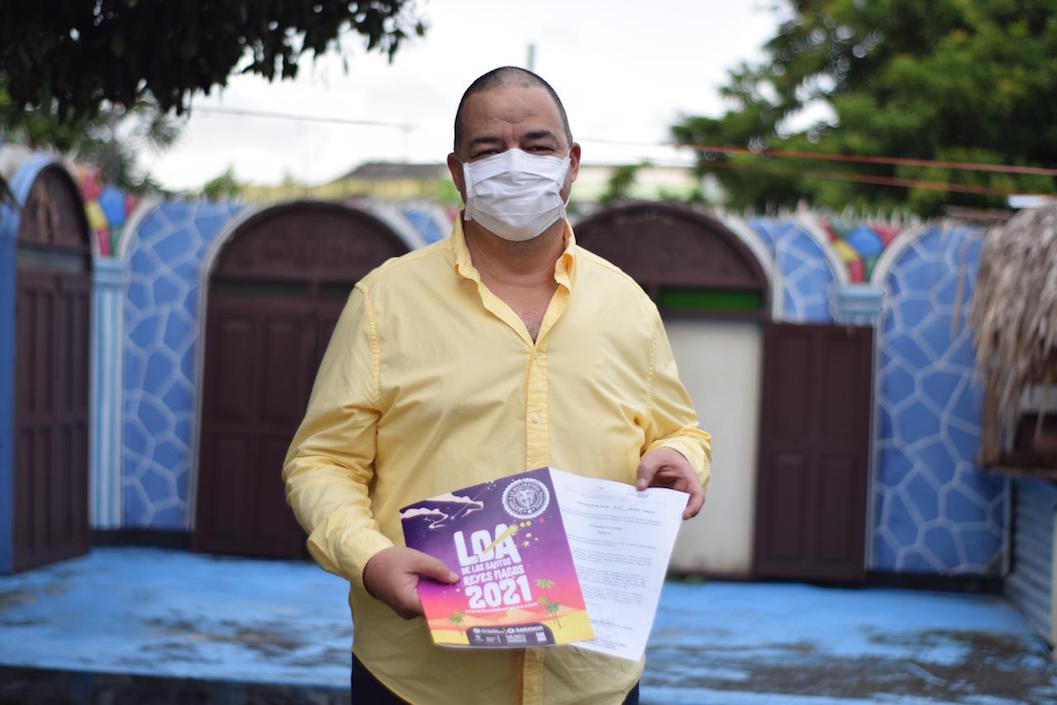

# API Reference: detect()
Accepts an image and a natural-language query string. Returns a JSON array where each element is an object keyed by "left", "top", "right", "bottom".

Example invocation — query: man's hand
[
  {"left": 362, "top": 546, "right": 459, "bottom": 619},
  {"left": 636, "top": 447, "right": 705, "bottom": 520}
]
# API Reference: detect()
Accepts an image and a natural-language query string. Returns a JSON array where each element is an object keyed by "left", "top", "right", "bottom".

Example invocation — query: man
[{"left": 282, "top": 66, "right": 711, "bottom": 705}]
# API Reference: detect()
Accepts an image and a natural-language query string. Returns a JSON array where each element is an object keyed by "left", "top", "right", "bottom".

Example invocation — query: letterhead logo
[{"left": 501, "top": 477, "right": 549, "bottom": 519}]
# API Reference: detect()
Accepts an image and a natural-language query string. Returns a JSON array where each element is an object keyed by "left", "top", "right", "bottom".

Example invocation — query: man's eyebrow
[
  {"left": 468, "top": 135, "right": 502, "bottom": 149},
  {"left": 524, "top": 130, "right": 557, "bottom": 141}
]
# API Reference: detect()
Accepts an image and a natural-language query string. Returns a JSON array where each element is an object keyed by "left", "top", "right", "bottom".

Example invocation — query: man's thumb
[
  {"left": 413, "top": 552, "right": 459, "bottom": 584},
  {"left": 636, "top": 456, "right": 658, "bottom": 491}
]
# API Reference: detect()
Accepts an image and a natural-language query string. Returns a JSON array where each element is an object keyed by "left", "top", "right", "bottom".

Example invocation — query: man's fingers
[
  {"left": 637, "top": 448, "right": 705, "bottom": 521},
  {"left": 393, "top": 591, "right": 423, "bottom": 620},
  {"left": 635, "top": 457, "right": 660, "bottom": 490},
  {"left": 411, "top": 550, "right": 460, "bottom": 584},
  {"left": 682, "top": 486, "right": 705, "bottom": 519},
  {"left": 364, "top": 547, "right": 460, "bottom": 621}
]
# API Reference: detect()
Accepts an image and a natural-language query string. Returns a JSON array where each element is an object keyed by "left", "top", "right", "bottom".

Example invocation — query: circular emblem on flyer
[{"left": 502, "top": 478, "right": 550, "bottom": 519}]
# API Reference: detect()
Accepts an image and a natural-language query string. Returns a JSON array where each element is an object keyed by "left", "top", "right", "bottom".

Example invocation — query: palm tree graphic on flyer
[
  {"left": 534, "top": 577, "right": 562, "bottom": 628},
  {"left": 448, "top": 610, "right": 465, "bottom": 634}
]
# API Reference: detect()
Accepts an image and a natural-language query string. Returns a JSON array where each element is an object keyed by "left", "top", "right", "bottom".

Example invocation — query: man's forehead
[{"left": 460, "top": 84, "right": 564, "bottom": 130}]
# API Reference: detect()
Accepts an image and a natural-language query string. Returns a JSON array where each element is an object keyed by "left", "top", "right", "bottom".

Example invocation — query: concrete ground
[{"left": 0, "top": 547, "right": 1055, "bottom": 704}]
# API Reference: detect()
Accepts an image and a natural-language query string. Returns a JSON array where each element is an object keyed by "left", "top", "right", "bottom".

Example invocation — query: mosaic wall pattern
[
  {"left": 122, "top": 201, "right": 244, "bottom": 529},
  {"left": 76, "top": 164, "right": 139, "bottom": 257},
  {"left": 819, "top": 218, "right": 901, "bottom": 282},
  {"left": 747, "top": 218, "right": 837, "bottom": 323},
  {"left": 872, "top": 225, "right": 1006, "bottom": 575}
]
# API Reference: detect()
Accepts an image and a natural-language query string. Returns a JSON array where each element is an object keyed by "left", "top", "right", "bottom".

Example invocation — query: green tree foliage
[
  {"left": 0, "top": 82, "right": 180, "bottom": 193},
  {"left": 200, "top": 166, "right": 243, "bottom": 201},
  {"left": 0, "top": 0, "right": 426, "bottom": 120},
  {"left": 0, "top": 1, "right": 425, "bottom": 195},
  {"left": 599, "top": 163, "right": 642, "bottom": 205},
  {"left": 671, "top": 0, "right": 1057, "bottom": 215}
]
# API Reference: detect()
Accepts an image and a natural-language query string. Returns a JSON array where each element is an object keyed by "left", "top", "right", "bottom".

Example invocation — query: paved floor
[{"left": 0, "top": 548, "right": 1055, "bottom": 704}]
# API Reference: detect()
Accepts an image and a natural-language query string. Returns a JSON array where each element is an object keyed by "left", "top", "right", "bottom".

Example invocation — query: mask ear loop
[
  {"left": 558, "top": 153, "right": 572, "bottom": 207},
  {"left": 461, "top": 158, "right": 475, "bottom": 201}
]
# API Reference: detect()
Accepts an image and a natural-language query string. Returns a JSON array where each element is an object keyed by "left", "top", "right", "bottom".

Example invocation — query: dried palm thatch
[{"left": 970, "top": 202, "right": 1057, "bottom": 464}]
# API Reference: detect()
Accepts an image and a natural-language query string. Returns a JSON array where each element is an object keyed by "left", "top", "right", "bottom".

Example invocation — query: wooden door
[
  {"left": 194, "top": 203, "right": 408, "bottom": 558},
  {"left": 195, "top": 294, "right": 318, "bottom": 557},
  {"left": 12, "top": 166, "right": 92, "bottom": 572},
  {"left": 753, "top": 322, "right": 873, "bottom": 582}
]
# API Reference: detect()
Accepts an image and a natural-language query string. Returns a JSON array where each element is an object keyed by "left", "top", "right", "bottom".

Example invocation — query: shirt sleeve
[
  {"left": 281, "top": 285, "right": 393, "bottom": 590},
  {"left": 642, "top": 310, "right": 713, "bottom": 490}
]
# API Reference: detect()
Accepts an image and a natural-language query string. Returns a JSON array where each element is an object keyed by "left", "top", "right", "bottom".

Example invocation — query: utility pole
[{"left": 526, "top": 43, "right": 536, "bottom": 72}]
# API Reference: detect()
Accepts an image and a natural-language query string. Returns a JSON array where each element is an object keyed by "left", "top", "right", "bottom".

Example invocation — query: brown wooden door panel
[
  {"left": 816, "top": 454, "right": 856, "bottom": 561},
  {"left": 753, "top": 322, "right": 872, "bottom": 582},
  {"left": 763, "top": 452, "right": 807, "bottom": 560},
  {"left": 195, "top": 299, "right": 316, "bottom": 558},
  {"left": 213, "top": 313, "right": 256, "bottom": 422},
  {"left": 251, "top": 436, "right": 309, "bottom": 556},
  {"left": 261, "top": 316, "right": 317, "bottom": 426},
  {"left": 13, "top": 269, "right": 91, "bottom": 572}
]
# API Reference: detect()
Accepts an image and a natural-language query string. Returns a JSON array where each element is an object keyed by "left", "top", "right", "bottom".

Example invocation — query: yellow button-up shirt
[{"left": 282, "top": 217, "right": 711, "bottom": 705}]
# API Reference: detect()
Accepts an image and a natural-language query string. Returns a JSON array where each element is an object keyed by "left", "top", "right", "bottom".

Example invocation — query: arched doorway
[
  {"left": 194, "top": 202, "right": 410, "bottom": 558},
  {"left": 13, "top": 163, "right": 92, "bottom": 572},
  {"left": 575, "top": 203, "right": 873, "bottom": 582},
  {"left": 575, "top": 203, "right": 771, "bottom": 578}
]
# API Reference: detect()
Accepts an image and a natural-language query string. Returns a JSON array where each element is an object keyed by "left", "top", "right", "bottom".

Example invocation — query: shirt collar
[{"left": 449, "top": 211, "right": 578, "bottom": 289}]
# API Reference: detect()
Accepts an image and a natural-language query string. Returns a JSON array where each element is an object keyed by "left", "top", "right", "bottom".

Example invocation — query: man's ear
[
  {"left": 447, "top": 152, "right": 467, "bottom": 203},
  {"left": 568, "top": 142, "right": 582, "bottom": 182}
]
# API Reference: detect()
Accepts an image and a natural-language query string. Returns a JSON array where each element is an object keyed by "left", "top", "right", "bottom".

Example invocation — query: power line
[
  {"left": 178, "top": 106, "right": 1057, "bottom": 181},
  {"left": 578, "top": 138, "right": 1057, "bottom": 177},
  {"left": 681, "top": 144, "right": 1057, "bottom": 177},
  {"left": 702, "top": 160, "right": 1053, "bottom": 197},
  {"left": 189, "top": 105, "right": 413, "bottom": 131}
]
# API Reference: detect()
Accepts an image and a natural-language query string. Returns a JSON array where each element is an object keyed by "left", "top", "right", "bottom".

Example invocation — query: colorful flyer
[{"left": 399, "top": 467, "right": 594, "bottom": 648}]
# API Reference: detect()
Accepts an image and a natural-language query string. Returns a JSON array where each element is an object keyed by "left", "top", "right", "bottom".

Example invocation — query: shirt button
[{"left": 531, "top": 413, "right": 542, "bottom": 424}]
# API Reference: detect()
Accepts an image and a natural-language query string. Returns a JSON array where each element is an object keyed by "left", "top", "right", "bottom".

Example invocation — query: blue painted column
[
  {"left": 830, "top": 283, "right": 885, "bottom": 326},
  {"left": 90, "top": 258, "right": 128, "bottom": 528},
  {"left": 0, "top": 178, "right": 17, "bottom": 573}
]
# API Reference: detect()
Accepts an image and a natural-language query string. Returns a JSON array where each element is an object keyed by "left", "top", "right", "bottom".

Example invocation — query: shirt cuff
[
  {"left": 307, "top": 526, "right": 395, "bottom": 593},
  {"left": 645, "top": 437, "right": 711, "bottom": 490}
]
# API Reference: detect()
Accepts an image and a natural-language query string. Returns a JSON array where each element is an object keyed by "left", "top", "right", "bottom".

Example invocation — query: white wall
[{"left": 665, "top": 318, "right": 762, "bottom": 577}]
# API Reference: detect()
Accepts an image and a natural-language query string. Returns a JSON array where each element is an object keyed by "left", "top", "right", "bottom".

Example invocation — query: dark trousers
[{"left": 352, "top": 655, "right": 640, "bottom": 704}]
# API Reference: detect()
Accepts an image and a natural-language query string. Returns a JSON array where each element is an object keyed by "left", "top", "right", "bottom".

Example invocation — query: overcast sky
[{"left": 139, "top": 0, "right": 781, "bottom": 191}]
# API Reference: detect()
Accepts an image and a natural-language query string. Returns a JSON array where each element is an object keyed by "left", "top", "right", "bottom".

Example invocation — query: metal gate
[
  {"left": 194, "top": 203, "right": 409, "bottom": 558},
  {"left": 753, "top": 322, "right": 873, "bottom": 582},
  {"left": 1006, "top": 478, "right": 1056, "bottom": 647},
  {"left": 13, "top": 165, "right": 92, "bottom": 572}
]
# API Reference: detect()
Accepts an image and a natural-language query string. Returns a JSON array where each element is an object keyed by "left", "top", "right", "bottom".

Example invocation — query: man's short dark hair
[{"left": 453, "top": 66, "right": 573, "bottom": 151}]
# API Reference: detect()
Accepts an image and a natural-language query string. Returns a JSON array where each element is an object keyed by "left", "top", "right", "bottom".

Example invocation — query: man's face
[{"left": 447, "top": 83, "right": 581, "bottom": 205}]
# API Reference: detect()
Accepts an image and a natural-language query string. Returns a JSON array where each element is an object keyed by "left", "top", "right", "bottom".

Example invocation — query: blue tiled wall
[
  {"left": 401, "top": 207, "right": 447, "bottom": 244},
  {"left": 872, "top": 226, "right": 1006, "bottom": 574},
  {"left": 748, "top": 218, "right": 837, "bottom": 323},
  {"left": 122, "top": 201, "right": 245, "bottom": 529}
]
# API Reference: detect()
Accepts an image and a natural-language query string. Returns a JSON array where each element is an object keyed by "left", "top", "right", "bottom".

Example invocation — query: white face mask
[{"left": 462, "top": 148, "right": 570, "bottom": 242}]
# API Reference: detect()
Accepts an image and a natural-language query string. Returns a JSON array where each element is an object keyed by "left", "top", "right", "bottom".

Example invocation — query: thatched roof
[{"left": 970, "top": 202, "right": 1057, "bottom": 465}]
